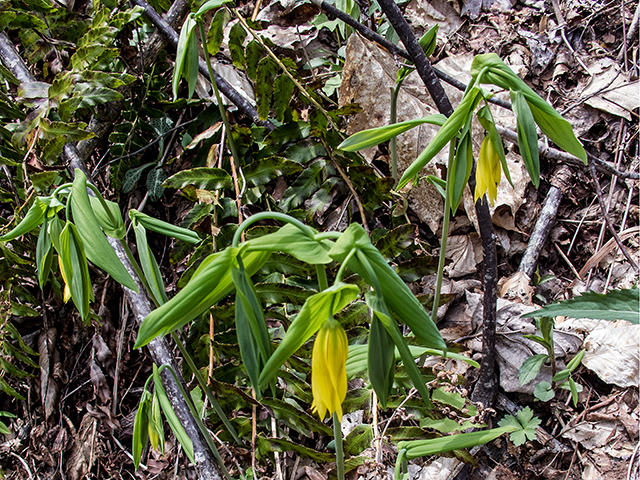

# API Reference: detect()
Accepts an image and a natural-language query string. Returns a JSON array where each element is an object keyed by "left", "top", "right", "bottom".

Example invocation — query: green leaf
[
  {"left": 273, "top": 75, "right": 295, "bottom": 123},
  {"left": 245, "top": 40, "right": 264, "bottom": 81},
  {"left": 207, "top": 8, "right": 231, "bottom": 55},
  {"left": 132, "top": 391, "right": 151, "bottom": 470},
  {"left": 146, "top": 168, "right": 166, "bottom": 202},
  {"left": 173, "top": 15, "right": 197, "bottom": 100},
  {"left": 533, "top": 381, "right": 554, "bottom": 402},
  {"left": 373, "top": 224, "right": 415, "bottom": 262},
  {"left": 89, "top": 196, "right": 125, "bottom": 239},
  {"left": 135, "top": 248, "right": 269, "bottom": 348},
  {"left": 329, "top": 223, "right": 445, "bottom": 351},
  {"left": 398, "top": 425, "right": 517, "bottom": 459},
  {"left": 0, "top": 376, "right": 25, "bottom": 400},
  {"left": 565, "top": 349, "right": 585, "bottom": 373},
  {"left": 0, "top": 197, "right": 47, "bottom": 241},
  {"left": 260, "top": 398, "right": 333, "bottom": 437},
  {"left": 256, "top": 435, "right": 334, "bottom": 463},
  {"left": 59, "top": 221, "right": 92, "bottom": 321},
  {"left": 258, "top": 282, "right": 359, "bottom": 386},
  {"left": 280, "top": 159, "right": 331, "bottom": 211},
  {"left": 242, "top": 157, "right": 302, "bottom": 187},
  {"left": 368, "top": 314, "right": 396, "bottom": 407},
  {"left": 524, "top": 288, "right": 639, "bottom": 324},
  {"left": 70, "top": 169, "right": 137, "bottom": 292},
  {"left": 39, "top": 118, "right": 95, "bottom": 141},
  {"left": 130, "top": 210, "right": 201, "bottom": 244},
  {"left": 148, "top": 392, "right": 165, "bottom": 452},
  {"left": 195, "top": 0, "right": 232, "bottom": 17},
  {"left": 163, "top": 167, "right": 233, "bottom": 191},
  {"left": 497, "top": 406, "right": 540, "bottom": 446},
  {"left": 122, "top": 163, "right": 153, "bottom": 193},
  {"left": 450, "top": 128, "right": 473, "bottom": 212},
  {"left": 398, "top": 88, "right": 483, "bottom": 189},
  {"left": 366, "top": 292, "right": 432, "bottom": 408},
  {"left": 133, "top": 223, "right": 167, "bottom": 305},
  {"left": 152, "top": 366, "right": 195, "bottom": 463},
  {"left": 338, "top": 115, "right": 447, "bottom": 152},
  {"left": 246, "top": 223, "right": 333, "bottom": 264},
  {"left": 519, "top": 354, "right": 548, "bottom": 386},
  {"left": 232, "top": 260, "right": 272, "bottom": 395},
  {"left": 36, "top": 216, "right": 53, "bottom": 289},
  {"left": 228, "top": 21, "right": 247, "bottom": 70},
  {"left": 256, "top": 56, "right": 278, "bottom": 120},
  {"left": 568, "top": 377, "right": 579, "bottom": 406},
  {"left": 511, "top": 90, "right": 540, "bottom": 188}
]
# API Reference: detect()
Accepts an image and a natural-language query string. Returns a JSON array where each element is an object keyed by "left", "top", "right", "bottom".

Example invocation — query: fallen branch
[
  {"left": 0, "top": 32, "right": 224, "bottom": 480},
  {"left": 131, "top": 0, "right": 272, "bottom": 130}
]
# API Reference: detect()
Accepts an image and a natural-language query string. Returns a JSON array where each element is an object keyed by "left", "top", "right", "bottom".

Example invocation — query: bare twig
[
  {"left": 617, "top": 1, "right": 640, "bottom": 66},
  {"left": 588, "top": 158, "right": 639, "bottom": 272}
]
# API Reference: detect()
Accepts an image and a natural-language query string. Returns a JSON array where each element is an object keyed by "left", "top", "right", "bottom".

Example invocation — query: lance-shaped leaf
[
  {"left": 524, "top": 288, "right": 639, "bottom": 324},
  {"left": 133, "top": 222, "right": 167, "bottom": 305},
  {"left": 232, "top": 258, "right": 272, "bottom": 396},
  {"left": 89, "top": 195, "right": 125, "bottom": 239},
  {"left": 163, "top": 167, "right": 233, "bottom": 191},
  {"left": 398, "top": 88, "right": 483, "bottom": 189},
  {"left": 36, "top": 215, "right": 54, "bottom": 289},
  {"left": 338, "top": 115, "right": 446, "bottom": 152},
  {"left": 135, "top": 248, "right": 270, "bottom": 348},
  {"left": 519, "top": 354, "right": 548, "bottom": 386},
  {"left": 0, "top": 197, "right": 48, "bottom": 241},
  {"left": 511, "top": 90, "right": 540, "bottom": 188},
  {"left": 366, "top": 292, "right": 432, "bottom": 408},
  {"left": 70, "top": 170, "right": 137, "bottom": 291},
  {"left": 194, "top": 0, "right": 232, "bottom": 17},
  {"left": 471, "top": 53, "right": 586, "bottom": 163},
  {"left": 246, "top": 223, "right": 333, "bottom": 264},
  {"left": 329, "top": 224, "right": 445, "bottom": 351},
  {"left": 152, "top": 365, "right": 194, "bottom": 463},
  {"left": 148, "top": 392, "right": 165, "bottom": 452},
  {"left": 129, "top": 209, "right": 201, "bottom": 244},
  {"left": 398, "top": 425, "right": 517, "bottom": 459},
  {"left": 259, "top": 282, "right": 360, "bottom": 387},
  {"left": 172, "top": 15, "right": 198, "bottom": 100},
  {"left": 368, "top": 314, "right": 396, "bottom": 407},
  {"left": 132, "top": 390, "right": 152, "bottom": 471},
  {"left": 450, "top": 127, "right": 473, "bottom": 212},
  {"left": 59, "top": 221, "right": 93, "bottom": 321}
]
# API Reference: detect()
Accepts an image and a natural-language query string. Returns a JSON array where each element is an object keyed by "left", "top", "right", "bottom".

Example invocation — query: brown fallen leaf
[{"left": 38, "top": 328, "right": 59, "bottom": 422}]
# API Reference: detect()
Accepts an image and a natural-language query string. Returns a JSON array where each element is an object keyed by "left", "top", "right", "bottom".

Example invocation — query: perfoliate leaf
[
  {"left": 524, "top": 288, "right": 639, "bottom": 324},
  {"left": 511, "top": 90, "right": 540, "bottom": 188},
  {"left": 0, "top": 197, "right": 47, "bottom": 241},
  {"left": 368, "top": 314, "right": 396, "bottom": 407},
  {"left": 246, "top": 223, "right": 333, "bottom": 264},
  {"left": 258, "top": 282, "right": 360, "bottom": 387},
  {"left": 70, "top": 169, "right": 137, "bottom": 292},
  {"left": 133, "top": 223, "right": 167, "bottom": 305},
  {"left": 173, "top": 15, "right": 197, "bottom": 100},
  {"left": 89, "top": 196, "right": 125, "bottom": 239},
  {"left": 338, "top": 115, "right": 446, "bottom": 152}
]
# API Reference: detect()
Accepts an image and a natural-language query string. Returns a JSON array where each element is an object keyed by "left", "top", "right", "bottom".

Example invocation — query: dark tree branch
[
  {"left": 0, "top": 32, "right": 223, "bottom": 480},
  {"left": 131, "top": 0, "right": 273, "bottom": 129},
  {"left": 374, "top": 0, "right": 498, "bottom": 407}
]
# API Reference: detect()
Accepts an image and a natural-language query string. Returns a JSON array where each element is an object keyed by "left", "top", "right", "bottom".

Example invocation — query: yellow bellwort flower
[
  {"left": 311, "top": 317, "right": 348, "bottom": 421},
  {"left": 474, "top": 135, "right": 501, "bottom": 204},
  {"left": 58, "top": 256, "right": 71, "bottom": 303}
]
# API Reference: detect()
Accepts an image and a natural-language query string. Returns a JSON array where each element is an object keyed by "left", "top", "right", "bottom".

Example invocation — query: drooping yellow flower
[
  {"left": 474, "top": 135, "right": 501, "bottom": 204},
  {"left": 58, "top": 256, "right": 71, "bottom": 303},
  {"left": 311, "top": 317, "right": 348, "bottom": 421}
]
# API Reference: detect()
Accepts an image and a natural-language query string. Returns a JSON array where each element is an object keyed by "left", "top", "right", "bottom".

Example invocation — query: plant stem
[
  {"left": 171, "top": 331, "right": 241, "bottom": 444},
  {"left": 431, "top": 139, "right": 455, "bottom": 321},
  {"left": 198, "top": 20, "right": 244, "bottom": 192},
  {"left": 316, "top": 264, "right": 329, "bottom": 291},
  {"left": 232, "top": 212, "right": 315, "bottom": 247},
  {"left": 332, "top": 412, "right": 345, "bottom": 480}
]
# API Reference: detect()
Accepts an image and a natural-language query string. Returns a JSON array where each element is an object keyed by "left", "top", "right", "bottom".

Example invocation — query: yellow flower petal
[
  {"left": 58, "top": 256, "right": 71, "bottom": 303},
  {"left": 474, "top": 135, "right": 501, "bottom": 205},
  {"left": 311, "top": 318, "right": 348, "bottom": 421}
]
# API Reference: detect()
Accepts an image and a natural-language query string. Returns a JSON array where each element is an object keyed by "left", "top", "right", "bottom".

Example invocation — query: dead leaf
[
  {"left": 66, "top": 413, "right": 98, "bottom": 480},
  {"left": 444, "top": 234, "right": 483, "bottom": 277},
  {"left": 90, "top": 357, "right": 111, "bottom": 404},
  {"left": 38, "top": 328, "right": 59, "bottom": 422},
  {"left": 304, "top": 465, "right": 327, "bottom": 480},
  {"left": 498, "top": 271, "right": 534, "bottom": 305},
  {"left": 93, "top": 334, "right": 115, "bottom": 378}
]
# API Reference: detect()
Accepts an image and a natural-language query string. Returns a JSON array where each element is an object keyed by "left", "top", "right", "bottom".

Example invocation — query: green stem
[
  {"left": 332, "top": 412, "right": 345, "bottom": 480},
  {"left": 198, "top": 21, "right": 243, "bottom": 193},
  {"left": 313, "top": 231, "right": 342, "bottom": 240},
  {"left": 431, "top": 139, "right": 455, "bottom": 321},
  {"left": 157, "top": 364, "right": 235, "bottom": 480},
  {"left": 232, "top": 212, "right": 315, "bottom": 247},
  {"left": 170, "top": 331, "right": 241, "bottom": 444},
  {"left": 335, "top": 248, "right": 356, "bottom": 283},
  {"left": 316, "top": 264, "right": 328, "bottom": 291}
]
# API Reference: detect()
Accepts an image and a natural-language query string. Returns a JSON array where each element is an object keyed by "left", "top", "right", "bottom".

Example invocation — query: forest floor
[{"left": 0, "top": 0, "right": 638, "bottom": 479}]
